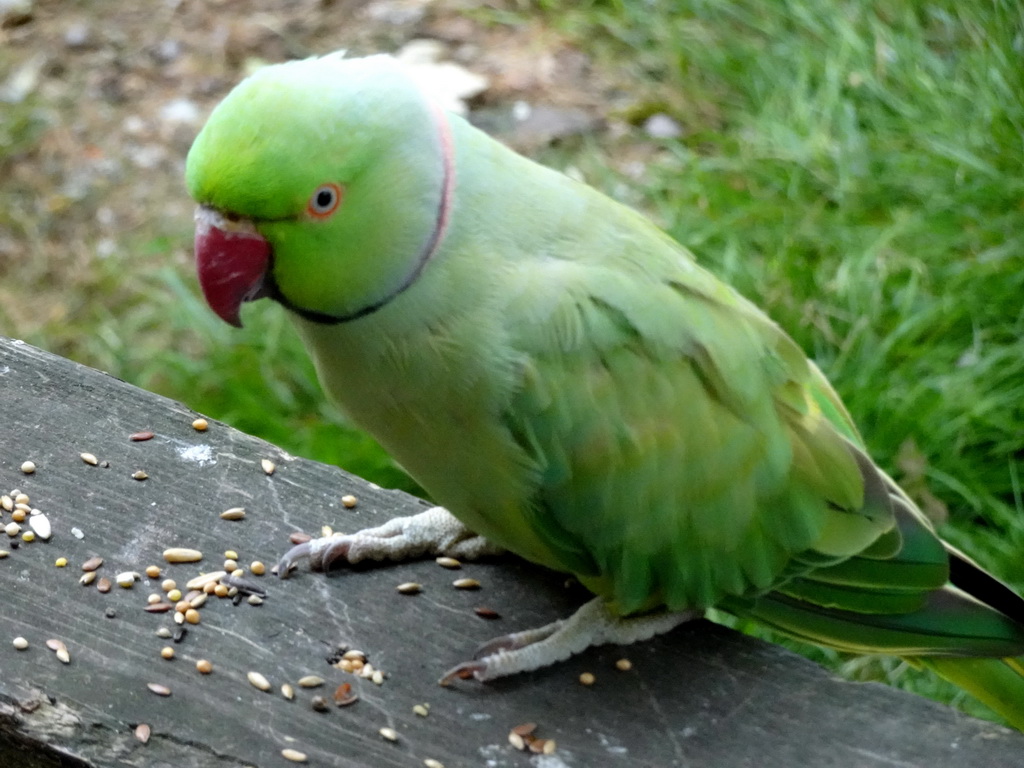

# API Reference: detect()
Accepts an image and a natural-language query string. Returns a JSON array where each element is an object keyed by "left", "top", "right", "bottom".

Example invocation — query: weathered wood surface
[{"left": 1, "top": 335, "right": 1022, "bottom": 768}]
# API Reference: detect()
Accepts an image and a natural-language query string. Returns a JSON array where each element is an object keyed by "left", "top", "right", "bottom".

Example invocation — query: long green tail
[{"left": 919, "top": 656, "right": 1024, "bottom": 731}]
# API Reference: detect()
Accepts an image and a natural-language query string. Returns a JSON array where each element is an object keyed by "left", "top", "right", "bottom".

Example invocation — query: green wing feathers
[{"left": 500, "top": 244, "right": 1024, "bottom": 727}]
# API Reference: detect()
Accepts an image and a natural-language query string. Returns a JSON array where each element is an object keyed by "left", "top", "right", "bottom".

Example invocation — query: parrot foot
[
  {"left": 276, "top": 505, "right": 503, "bottom": 578},
  {"left": 438, "top": 596, "right": 698, "bottom": 685}
]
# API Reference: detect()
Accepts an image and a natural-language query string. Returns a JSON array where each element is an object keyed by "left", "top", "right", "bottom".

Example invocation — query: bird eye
[{"left": 306, "top": 183, "right": 343, "bottom": 219}]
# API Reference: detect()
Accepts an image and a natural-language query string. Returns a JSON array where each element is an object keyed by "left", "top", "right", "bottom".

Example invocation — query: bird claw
[
  {"left": 438, "top": 660, "right": 488, "bottom": 686},
  {"left": 275, "top": 541, "right": 312, "bottom": 579}
]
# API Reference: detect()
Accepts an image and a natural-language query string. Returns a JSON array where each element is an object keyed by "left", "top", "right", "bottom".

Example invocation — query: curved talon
[
  {"left": 276, "top": 541, "right": 312, "bottom": 579},
  {"left": 473, "top": 635, "right": 524, "bottom": 659},
  {"left": 439, "top": 660, "right": 488, "bottom": 686}
]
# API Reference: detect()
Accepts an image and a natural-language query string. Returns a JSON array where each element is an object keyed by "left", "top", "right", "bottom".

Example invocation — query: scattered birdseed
[
  {"left": 80, "top": 572, "right": 97, "bottom": 586},
  {"left": 508, "top": 732, "right": 527, "bottom": 751},
  {"left": 55, "top": 557, "right": 68, "bottom": 567},
  {"left": 333, "top": 682, "right": 358, "bottom": 706},
  {"left": 261, "top": 459, "right": 276, "bottom": 475},
  {"left": 247, "top": 594, "right": 264, "bottom": 606},
  {"left": 379, "top": 727, "right": 399, "bottom": 742},
  {"left": 341, "top": 494, "right": 358, "bottom": 508},
  {"left": 342, "top": 649, "right": 366, "bottom": 661},
  {"left": 147, "top": 683, "right": 171, "bottom": 696},
  {"left": 281, "top": 749, "right": 307, "bottom": 763},
  {"left": 453, "top": 578, "right": 481, "bottom": 590},
  {"left": 20, "top": 530, "right": 34, "bottom": 543},
  {"left": 424, "top": 759, "right": 445, "bottom": 768},
  {"left": 132, "top": 471, "right": 149, "bottom": 481},
  {"left": 189, "top": 592, "right": 208, "bottom": 609},
  {"left": 56, "top": 648, "right": 71, "bottom": 664},
  {"left": 289, "top": 531, "right": 312, "bottom": 545},
  {"left": 13, "top": 493, "right": 27, "bottom": 505},
  {"left": 0, "top": 496, "right": 11, "bottom": 512},
  {"left": 163, "top": 548, "right": 203, "bottom": 563},
  {"left": 5, "top": 522, "right": 20, "bottom": 537},
  {"left": 134, "top": 723, "right": 151, "bottom": 743},
  {"left": 130, "top": 431, "right": 154, "bottom": 442},
  {"left": 579, "top": 672, "right": 596, "bottom": 686},
  {"left": 220, "top": 507, "right": 246, "bottom": 521},
  {"left": 511, "top": 723, "right": 537, "bottom": 737},
  {"left": 167, "top": 588, "right": 182, "bottom": 602},
  {"left": 0, "top": 550, "right": 8, "bottom": 559},
  {"left": 320, "top": 525, "right": 333, "bottom": 538},
  {"left": 156, "top": 627, "right": 172, "bottom": 638},
  {"left": 397, "top": 582, "right": 423, "bottom": 594},
  {"left": 185, "top": 571, "right": 226, "bottom": 590},
  {"left": 145, "top": 565, "right": 161, "bottom": 579},
  {"left": 435, "top": 556, "right": 461, "bottom": 569},
  {"left": 247, "top": 671, "right": 272, "bottom": 691},
  {"left": 191, "top": 418, "right": 208, "bottom": 432},
  {"left": 145, "top": 602, "right": 173, "bottom": 613},
  {"left": 46, "top": 639, "right": 66, "bottom": 653},
  {"left": 160, "top": 646, "right": 175, "bottom": 660},
  {"left": 615, "top": 658, "right": 633, "bottom": 671},
  {"left": 82, "top": 556, "right": 104, "bottom": 572},
  {"left": 80, "top": 453, "right": 99, "bottom": 466},
  {"left": 532, "top": 739, "right": 557, "bottom": 755},
  {"left": 281, "top": 683, "right": 295, "bottom": 700},
  {"left": 12, "top": 637, "right": 28, "bottom": 650},
  {"left": 372, "top": 670, "right": 384, "bottom": 685},
  {"left": 184, "top": 608, "right": 200, "bottom": 625},
  {"left": 474, "top": 607, "right": 501, "bottom": 619},
  {"left": 116, "top": 571, "right": 138, "bottom": 588},
  {"left": 11, "top": 508, "right": 26, "bottom": 522},
  {"left": 20, "top": 461, "right": 36, "bottom": 475},
  {"left": 224, "top": 559, "right": 238, "bottom": 573},
  {"left": 250, "top": 560, "right": 266, "bottom": 576},
  {"left": 298, "top": 675, "right": 324, "bottom": 688},
  {"left": 97, "top": 577, "right": 112, "bottom": 593},
  {"left": 413, "top": 703, "right": 430, "bottom": 717}
]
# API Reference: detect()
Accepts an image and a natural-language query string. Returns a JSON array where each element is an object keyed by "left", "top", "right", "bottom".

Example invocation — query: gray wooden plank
[{"left": 1, "top": 335, "right": 1022, "bottom": 768}]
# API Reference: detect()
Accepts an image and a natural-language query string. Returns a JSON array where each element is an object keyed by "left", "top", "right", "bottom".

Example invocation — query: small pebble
[
  {"left": 145, "top": 565, "right": 161, "bottom": 579},
  {"left": 310, "top": 695, "right": 330, "bottom": 712}
]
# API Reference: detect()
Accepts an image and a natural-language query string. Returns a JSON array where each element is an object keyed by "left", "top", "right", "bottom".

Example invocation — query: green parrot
[{"left": 185, "top": 53, "right": 1024, "bottom": 728}]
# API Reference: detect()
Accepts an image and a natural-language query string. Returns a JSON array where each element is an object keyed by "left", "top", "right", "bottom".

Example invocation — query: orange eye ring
[{"left": 306, "top": 183, "right": 343, "bottom": 219}]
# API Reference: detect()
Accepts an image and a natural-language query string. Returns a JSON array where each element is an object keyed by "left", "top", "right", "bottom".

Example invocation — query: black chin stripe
[{"left": 264, "top": 269, "right": 402, "bottom": 325}]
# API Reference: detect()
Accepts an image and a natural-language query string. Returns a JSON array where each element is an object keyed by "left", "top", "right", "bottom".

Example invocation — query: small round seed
[
  {"left": 11, "top": 508, "right": 25, "bottom": 522},
  {"left": 134, "top": 723, "right": 151, "bottom": 743},
  {"left": 132, "top": 470, "right": 149, "bottom": 481},
  {"left": 191, "top": 418, "right": 208, "bottom": 432},
  {"left": 379, "top": 727, "right": 399, "bottom": 742},
  {"left": 452, "top": 578, "right": 481, "bottom": 590},
  {"left": 511, "top": 723, "right": 537, "bottom": 737},
  {"left": 250, "top": 560, "right": 266, "bottom": 576},
  {"left": 281, "top": 749, "right": 307, "bottom": 763},
  {"left": 341, "top": 494, "right": 357, "bottom": 508},
  {"left": 397, "top": 582, "right": 422, "bottom": 594},
  {"left": 161, "top": 579, "right": 177, "bottom": 592},
  {"left": 167, "top": 588, "right": 183, "bottom": 602},
  {"left": 224, "top": 559, "right": 238, "bottom": 573},
  {"left": 174, "top": 600, "right": 191, "bottom": 614},
  {"left": 82, "top": 556, "right": 104, "bottom": 572},
  {"left": 281, "top": 683, "right": 295, "bottom": 700},
  {"left": 320, "top": 525, "right": 333, "bottom": 538},
  {"left": 261, "top": 458, "right": 276, "bottom": 475},
  {"left": 147, "top": 682, "right": 171, "bottom": 696},
  {"left": 145, "top": 565, "right": 161, "bottom": 579},
  {"left": 615, "top": 658, "right": 633, "bottom": 671},
  {"left": 413, "top": 703, "right": 430, "bottom": 717},
  {"left": 130, "top": 431, "right": 155, "bottom": 441},
  {"left": 163, "top": 548, "right": 202, "bottom": 563},
  {"left": 20, "top": 461, "right": 36, "bottom": 474},
  {"left": 543, "top": 739, "right": 557, "bottom": 755},
  {"left": 247, "top": 671, "right": 272, "bottom": 691},
  {"left": 20, "top": 530, "right": 35, "bottom": 543},
  {"left": 579, "top": 672, "right": 596, "bottom": 686},
  {"left": 184, "top": 608, "right": 201, "bottom": 624},
  {"left": 220, "top": 507, "right": 246, "bottom": 520},
  {"left": 5, "top": 522, "right": 20, "bottom": 537},
  {"left": 196, "top": 659, "right": 213, "bottom": 674},
  {"left": 147, "top": 593, "right": 162, "bottom": 605},
  {"left": 310, "top": 695, "right": 330, "bottom": 712},
  {"left": 435, "top": 556, "right": 461, "bottom": 569},
  {"left": 13, "top": 637, "right": 28, "bottom": 650},
  {"left": 214, "top": 583, "right": 229, "bottom": 598},
  {"left": 80, "top": 452, "right": 99, "bottom": 466},
  {"left": 160, "top": 646, "right": 175, "bottom": 660},
  {"left": 53, "top": 557, "right": 67, "bottom": 568},
  {"left": 298, "top": 675, "right": 324, "bottom": 688},
  {"left": 13, "top": 493, "right": 28, "bottom": 505}
]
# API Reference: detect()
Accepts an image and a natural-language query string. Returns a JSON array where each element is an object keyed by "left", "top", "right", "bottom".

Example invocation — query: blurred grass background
[{"left": 2, "top": 0, "right": 1022, "bottom": 721}]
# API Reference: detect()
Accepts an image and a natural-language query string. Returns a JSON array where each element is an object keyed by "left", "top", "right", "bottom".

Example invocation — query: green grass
[{"left": 3, "top": 0, "right": 1023, "bottom": 723}]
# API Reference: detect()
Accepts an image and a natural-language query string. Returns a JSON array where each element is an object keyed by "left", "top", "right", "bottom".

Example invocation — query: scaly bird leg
[
  {"left": 276, "top": 505, "right": 504, "bottom": 577},
  {"left": 440, "top": 597, "right": 698, "bottom": 684}
]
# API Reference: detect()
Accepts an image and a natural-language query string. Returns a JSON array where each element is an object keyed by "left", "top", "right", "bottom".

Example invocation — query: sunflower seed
[
  {"left": 220, "top": 507, "right": 246, "bottom": 520},
  {"left": 147, "top": 683, "right": 171, "bottom": 696},
  {"left": 80, "top": 453, "right": 98, "bottom": 466}
]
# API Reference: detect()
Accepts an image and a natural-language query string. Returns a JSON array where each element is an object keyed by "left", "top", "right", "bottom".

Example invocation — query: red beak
[{"left": 193, "top": 206, "right": 271, "bottom": 327}]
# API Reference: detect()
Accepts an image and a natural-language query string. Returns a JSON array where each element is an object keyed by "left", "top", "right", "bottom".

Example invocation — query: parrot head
[{"left": 185, "top": 54, "right": 454, "bottom": 327}]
